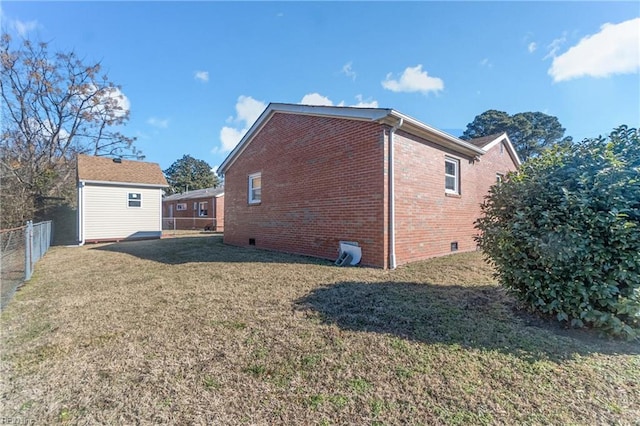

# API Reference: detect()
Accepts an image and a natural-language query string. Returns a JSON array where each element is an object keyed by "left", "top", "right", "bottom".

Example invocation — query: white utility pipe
[
  {"left": 78, "top": 181, "right": 85, "bottom": 246},
  {"left": 389, "top": 117, "right": 403, "bottom": 269}
]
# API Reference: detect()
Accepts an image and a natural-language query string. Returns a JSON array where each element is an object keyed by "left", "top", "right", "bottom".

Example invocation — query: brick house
[
  {"left": 218, "top": 103, "right": 520, "bottom": 268},
  {"left": 77, "top": 155, "right": 169, "bottom": 244},
  {"left": 162, "top": 187, "right": 224, "bottom": 231}
]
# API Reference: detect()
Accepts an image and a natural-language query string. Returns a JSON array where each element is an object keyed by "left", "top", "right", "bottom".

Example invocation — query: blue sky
[{"left": 2, "top": 2, "right": 639, "bottom": 172}]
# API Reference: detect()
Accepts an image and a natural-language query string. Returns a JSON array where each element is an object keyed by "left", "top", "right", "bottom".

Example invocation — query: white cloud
[
  {"left": 0, "top": 9, "right": 39, "bottom": 36},
  {"left": 15, "top": 19, "right": 38, "bottom": 37},
  {"left": 194, "top": 71, "right": 209, "bottom": 82},
  {"left": 548, "top": 18, "right": 640, "bottom": 82},
  {"left": 234, "top": 95, "right": 267, "bottom": 124},
  {"left": 105, "top": 87, "right": 130, "bottom": 118},
  {"left": 342, "top": 61, "right": 357, "bottom": 80},
  {"left": 479, "top": 58, "right": 492, "bottom": 68},
  {"left": 353, "top": 95, "right": 378, "bottom": 108},
  {"left": 528, "top": 42, "right": 537, "bottom": 53},
  {"left": 217, "top": 95, "right": 267, "bottom": 153},
  {"left": 215, "top": 93, "right": 382, "bottom": 154},
  {"left": 147, "top": 117, "right": 169, "bottom": 128},
  {"left": 219, "top": 126, "right": 245, "bottom": 152},
  {"left": 300, "top": 93, "right": 378, "bottom": 108},
  {"left": 544, "top": 33, "right": 568, "bottom": 60},
  {"left": 381, "top": 64, "right": 444, "bottom": 94},
  {"left": 82, "top": 85, "right": 129, "bottom": 119},
  {"left": 35, "top": 118, "right": 69, "bottom": 143},
  {"left": 301, "top": 93, "right": 334, "bottom": 106}
]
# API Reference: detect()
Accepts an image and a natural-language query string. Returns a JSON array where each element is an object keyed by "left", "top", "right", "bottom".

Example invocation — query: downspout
[
  {"left": 78, "top": 181, "right": 85, "bottom": 246},
  {"left": 159, "top": 190, "right": 164, "bottom": 237},
  {"left": 389, "top": 117, "right": 403, "bottom": 269}
]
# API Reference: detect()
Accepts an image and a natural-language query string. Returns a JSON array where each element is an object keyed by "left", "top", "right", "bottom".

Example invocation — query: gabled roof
[
  {"left": 468, "top": 132, "right": 521, "bottom": 166},
  {"left": 218, "top": 103, "right": 488, "bottom": 174},
  {"left": 77, "top": 154, "right": 169, "bottom": 187},
  {"left": 467, "top": 133, "right": 505, "bottom": 148},
  {"left": 163, "top": 186, "right": 224, "bottom": 201}
]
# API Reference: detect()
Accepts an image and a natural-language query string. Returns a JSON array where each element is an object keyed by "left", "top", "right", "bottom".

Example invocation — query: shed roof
[
  {"left": 163, "top": 186, "right": 224, "bottom": 201},
  {"left": 77, "top": 154, "right": 168, "bottom": 187}
]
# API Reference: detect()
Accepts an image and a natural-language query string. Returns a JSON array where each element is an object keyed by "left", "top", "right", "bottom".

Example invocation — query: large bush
[{"left": 475, "top": 125, "right": 640, "bottom": 338}]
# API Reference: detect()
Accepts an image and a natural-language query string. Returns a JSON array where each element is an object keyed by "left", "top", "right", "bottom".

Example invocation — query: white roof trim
[
  {"left": 218, "top": 103, "right": 486, "bottom": 174},
  {"left": 163, "top": 191, "right": 224, "bottom": 201},
  {"left": 479, "top": 132, "right": 522, "bottom": 166},
  {"left": 79, "top": 179, "right": 169, "bottom": 188},
  {"left": 382, "top": 110, "right": 485, "bottom": 157},
  {"left": 266, "top": 103, "right": 392, "bottom": 121}
]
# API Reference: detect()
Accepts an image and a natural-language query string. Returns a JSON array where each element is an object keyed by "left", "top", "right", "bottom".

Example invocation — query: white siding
[{"left": 84, "top": 184, "right": 162, "bottom": 240}]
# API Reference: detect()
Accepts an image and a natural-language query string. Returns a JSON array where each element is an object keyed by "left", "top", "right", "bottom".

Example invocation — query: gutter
[
  {"left": 379, "top": 111, "right": 484, "bottom": 158},
  {"left": 388, "top": 117, "right": 403, "bottom": 269},
  {"left": 79, "top": 179, "right": 169, "bottom": 188}
]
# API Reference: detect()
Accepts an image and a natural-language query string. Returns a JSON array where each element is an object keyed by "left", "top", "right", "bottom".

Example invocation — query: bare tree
[{"left": 0, "top": 33, "right": 142, "bottom": 228}]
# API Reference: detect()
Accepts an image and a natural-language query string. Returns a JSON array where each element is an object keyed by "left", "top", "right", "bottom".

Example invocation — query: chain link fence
[
  {"left": 1, "top": 221, "right": 52, "bottom": 310},
  {"left": 162, "top": 217, "right": 221, "bottom": 232}
]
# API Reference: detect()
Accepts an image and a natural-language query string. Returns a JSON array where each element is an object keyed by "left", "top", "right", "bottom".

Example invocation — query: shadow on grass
[
  {"left": 90, "top": 234, "right": 331, "bottom": 266},
  {"left": 295, "top": 281, "right": 640, "bottom": 363}
]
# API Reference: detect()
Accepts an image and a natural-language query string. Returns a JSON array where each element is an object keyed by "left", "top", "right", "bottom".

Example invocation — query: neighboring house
[
  {"left": 219, "top": 103, "right": 521, "bottom": 269},
  {"left": 162, "top": 186, "right": 224, "bottom": 231},
  {"left": 77, "top": 154, "right": 169, "bottom": 244}
]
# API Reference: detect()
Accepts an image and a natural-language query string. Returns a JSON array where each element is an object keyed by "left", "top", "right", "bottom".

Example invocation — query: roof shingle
[
  {"left": 77, "top": 155, "right": 168, "bottom": 187},
  {"left": 163, "top": 186, "right": 224, "bottom": 201},
  {"left": 467, "top": 133, "right": 505, "bottom": 148}
]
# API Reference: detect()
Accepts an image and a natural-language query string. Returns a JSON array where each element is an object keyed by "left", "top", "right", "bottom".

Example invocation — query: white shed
[{"left": 77, "top": 155, "right": 169, "bottom": 244}]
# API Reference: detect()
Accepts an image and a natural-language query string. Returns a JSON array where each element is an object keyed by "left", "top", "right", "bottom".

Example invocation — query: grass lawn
[{"left": 1, "top": 235, "right": 638, "bottom": 424}]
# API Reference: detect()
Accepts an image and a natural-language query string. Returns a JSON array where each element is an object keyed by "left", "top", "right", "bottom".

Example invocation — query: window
[
  {"left": 496, "top": 173, "right": 505, "bottom": 183},
  {"left": 128, "top": 192, "right": 141, "bottom": 207},
  {"left": 198, "top": 201, "right": 208, "bottom": 217},
  {"left": 445, "top": 157, "right": 459, "bottom": 194},
  {"left": 248, "top": 172, "right": 261, "bottom": 204},
  {"left": 176, "top": 203, "right": 187, "bottom": 211}
]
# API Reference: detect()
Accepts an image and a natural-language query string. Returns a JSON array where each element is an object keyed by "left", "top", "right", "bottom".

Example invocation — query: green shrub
[{"left": 475, "top": 125, "right": 640, "bottom": 339}]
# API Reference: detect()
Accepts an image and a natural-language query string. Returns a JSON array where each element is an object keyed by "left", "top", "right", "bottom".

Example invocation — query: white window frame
[
  {"left": 248, "top": 172, "right": 262, "bottom": 204},
  {"left": 128, "top": 192, "right": 142, "bottom": 208},
  {"left": 496, "top": 173, "right": 504, "bottom": 183},
  {"left": 198, "top": 201, "right": 208, "bottom": 217},
  {"left": 176, "top": 203, "right": 187, "bottom": 211},
  {"left": 445, "top": 157, "right": 460, "bottom": 194}
]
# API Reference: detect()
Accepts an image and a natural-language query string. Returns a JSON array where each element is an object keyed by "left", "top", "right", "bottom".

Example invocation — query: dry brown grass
[{"left": 1, "top": 235, "right": 638, "bottom": 425}]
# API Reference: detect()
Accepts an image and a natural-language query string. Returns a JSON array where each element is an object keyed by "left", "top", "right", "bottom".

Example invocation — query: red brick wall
[
  {"left": 393, "top": 134, "right": 518, "bottom": 265},
  {"left": 224, "top": 112, "right": 518, "bottom": 268},
  {"left": 162, "top": 195, "right": 223, "bottom": 230},
  {"left": 224, "top": 113, "right": 386, "bottom": 266},
  {"left": 214, "top": 196, "right": 224, "bottom": 232}
]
